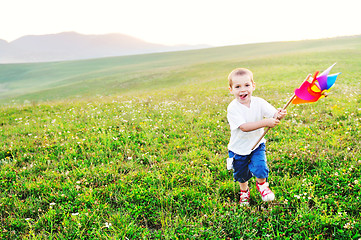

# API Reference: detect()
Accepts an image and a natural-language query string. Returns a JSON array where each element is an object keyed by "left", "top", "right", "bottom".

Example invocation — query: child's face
[{"left": 229, "top": 74, "right": 255, "bottom": 106}]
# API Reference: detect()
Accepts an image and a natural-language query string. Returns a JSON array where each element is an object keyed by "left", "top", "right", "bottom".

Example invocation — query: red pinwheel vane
[{"left": 252, "top": 63, "right": 341, "bottom": 150}]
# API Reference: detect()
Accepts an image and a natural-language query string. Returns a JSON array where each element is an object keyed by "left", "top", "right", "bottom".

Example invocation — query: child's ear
[
  {"left": 252, "top": 82, "right": 256, "bottom": 90},
  {"left": 229, "top": 86, "right": 232, "bottom": 93}
]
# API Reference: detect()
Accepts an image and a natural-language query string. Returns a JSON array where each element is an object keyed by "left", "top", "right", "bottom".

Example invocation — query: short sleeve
[
  {"left": 227, "top": 105, "right": 246, "bottom": 130},
  {"left": 260, "top": 98, "right": 277, "bottom": 118}
]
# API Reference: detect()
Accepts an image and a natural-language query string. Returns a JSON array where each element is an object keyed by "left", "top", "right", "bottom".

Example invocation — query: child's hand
[
  {"left": 275, "top": 108, "right": 287, "bottom": 120},
  {"left": 264, "top": 118, "right": 280, "bottom": 128}
]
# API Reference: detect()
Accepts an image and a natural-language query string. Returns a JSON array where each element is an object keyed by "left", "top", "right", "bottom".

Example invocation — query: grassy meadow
[{"left": 0, "top": 36, "right": 361, "bottom": 239}]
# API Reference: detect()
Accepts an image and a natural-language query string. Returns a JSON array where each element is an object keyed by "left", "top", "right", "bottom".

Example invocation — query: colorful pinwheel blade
[
  {"left": 325, "top": 73, "right": 341, "bottom": 89},
  {"left": 316, "top": 63, "right": 336, "bottom": 90},
  {"left": 294, "top": 80, "right": 319, "bottom": 101},
  {"left": 292, "top": 95, "right": 320, "bottom": 104}
]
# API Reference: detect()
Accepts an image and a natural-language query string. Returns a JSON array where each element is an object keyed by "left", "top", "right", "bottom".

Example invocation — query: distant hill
[
  {"left": 0, "top": 34, "right": 360, "bottom": 104},
  {"left": 0, "top": 32, "right": 210, "bottom": 63}
]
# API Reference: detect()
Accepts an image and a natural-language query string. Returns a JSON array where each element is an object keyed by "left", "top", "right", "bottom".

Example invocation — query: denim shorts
[{"left": 228, "top": 143, "right": 269, "bottom": 183}]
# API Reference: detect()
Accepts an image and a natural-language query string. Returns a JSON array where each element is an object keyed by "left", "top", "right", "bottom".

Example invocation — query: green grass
[{"left": 0, "top": 36, "right": 361, "bottom": 239}]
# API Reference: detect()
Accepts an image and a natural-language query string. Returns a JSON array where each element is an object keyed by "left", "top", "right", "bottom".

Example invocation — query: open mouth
[{"left": 239, "top": 94, "right": 248, "bottom": 100}]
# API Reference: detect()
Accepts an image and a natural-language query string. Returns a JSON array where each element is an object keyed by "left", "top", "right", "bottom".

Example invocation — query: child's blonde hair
[{"left": 228, "top": 68, "right": 254, "bottom": 87}]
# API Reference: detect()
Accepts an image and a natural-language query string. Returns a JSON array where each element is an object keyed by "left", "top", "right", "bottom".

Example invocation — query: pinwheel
[
  {"left": 292, "top": 63, "right": 340, "bottom": 104},
  {"left": 251, "top": 63, "right": 341, "bottom": 150}
]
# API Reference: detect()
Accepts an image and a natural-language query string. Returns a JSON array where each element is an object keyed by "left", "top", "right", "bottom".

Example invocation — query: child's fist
[
  {"left": 275, "top": 108, "right": 287, "bottom": 120},
  {"left": 265, "top": 118, "right": 280, "bottom": 128}
]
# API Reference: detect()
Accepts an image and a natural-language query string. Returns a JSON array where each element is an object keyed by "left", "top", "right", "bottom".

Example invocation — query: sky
[{"left": 1, "top": 0, "right": 361, "bottom": 47}]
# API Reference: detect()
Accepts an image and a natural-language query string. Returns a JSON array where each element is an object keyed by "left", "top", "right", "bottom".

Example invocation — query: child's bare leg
[
  {"left": 239, "top": 181, "right": 249, "bottom": 191},
  {"left": 256, "top": 178, "right": 266, "bottom": 184}
]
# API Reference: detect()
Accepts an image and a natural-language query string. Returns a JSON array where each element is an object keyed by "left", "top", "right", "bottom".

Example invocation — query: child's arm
[{"left": 239, "top": 118, "right": 280, "bottom": 132}]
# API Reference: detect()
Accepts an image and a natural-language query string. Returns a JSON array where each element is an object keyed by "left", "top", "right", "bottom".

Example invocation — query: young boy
[{"left": 227, "top": 68, "right": 286, "bottom": 206}]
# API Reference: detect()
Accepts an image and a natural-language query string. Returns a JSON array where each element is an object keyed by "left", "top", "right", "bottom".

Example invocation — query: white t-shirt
[{"left": 227, "top": 96, "right": 277, "bottom": 155}]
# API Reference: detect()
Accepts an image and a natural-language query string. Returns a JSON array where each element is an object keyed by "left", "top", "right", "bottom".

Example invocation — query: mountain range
[{"left": 0, "top": 32, "right": 210, "bottom": 63}]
